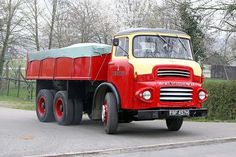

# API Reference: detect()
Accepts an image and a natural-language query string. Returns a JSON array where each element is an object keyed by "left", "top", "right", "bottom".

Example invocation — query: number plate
[{"left": 169, "top": 110, "right": 190, "bottom": 116}]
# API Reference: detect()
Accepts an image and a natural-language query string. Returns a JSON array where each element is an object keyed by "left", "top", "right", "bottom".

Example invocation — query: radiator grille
[
  {"left": 158, "top": 69, "right": 190, "bottom": 77},
  {"left": 160, "top": 87, "right": 193, "bottom": 102}
]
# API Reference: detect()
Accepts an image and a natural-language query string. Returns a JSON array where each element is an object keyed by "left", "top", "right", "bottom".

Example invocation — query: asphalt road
[
  {"left": 101, "top": 141, "right": 236, "bottom": 157},
  {"left": 0, "top": 107, "right": 236, "bottom": 157}
]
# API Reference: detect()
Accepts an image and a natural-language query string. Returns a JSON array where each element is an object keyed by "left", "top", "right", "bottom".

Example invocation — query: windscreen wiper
[
  {"left": 176, "top": 35, "right": 188, "bottom": 53},
  {"left": 118, "top": 45, "right": 129, "bottom": 58},
  {"left": 156, "top": 34, "right": 173, "bottom": 57},
  {"left": 156, "top": 34, "right": 172, "bottom": 47}
]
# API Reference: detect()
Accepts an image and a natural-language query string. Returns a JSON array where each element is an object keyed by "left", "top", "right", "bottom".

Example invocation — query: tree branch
[{"left": 210, "top": 26, "right": 236, "bottom": 32}]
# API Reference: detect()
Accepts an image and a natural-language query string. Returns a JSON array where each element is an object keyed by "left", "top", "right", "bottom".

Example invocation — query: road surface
[{"left": 0, "top": 107, "right": 236, "bottom": 157}]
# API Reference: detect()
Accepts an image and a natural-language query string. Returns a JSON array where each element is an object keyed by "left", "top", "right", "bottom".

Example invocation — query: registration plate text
[{"left": 169, "top": 110, "right": 190, "bottom": 116}]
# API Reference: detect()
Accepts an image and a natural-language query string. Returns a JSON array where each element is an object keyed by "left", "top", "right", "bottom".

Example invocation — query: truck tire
[
  {"left": 120, "top": 119, "right": 132, "bottom": 123},
  {"left": 50, "top": 90, "right": 56, "bottom": 97},
  {"left": 36, "top": 89, "right": 55, "bottom": 122},
  {"left": 166, "top": 117, "right": 183, "bottom": 131},
  {"left": 53, "top": 91, "right": 73, "bottom": 125},
  {"left": 72, "top": 99, "right": 83, "bottom": 124},
  {"left": 103, "top": 92, "right": 118, "bottom": 134}
]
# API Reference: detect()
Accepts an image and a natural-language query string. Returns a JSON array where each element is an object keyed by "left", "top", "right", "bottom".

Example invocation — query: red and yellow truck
[{"left": 26, "top": 28, "right": 208, "bottom": 134}]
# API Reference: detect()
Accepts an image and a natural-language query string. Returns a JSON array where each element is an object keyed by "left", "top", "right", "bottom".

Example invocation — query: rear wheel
[
  {"left": 53, "top": 91, "right": 73, "bottom": 125},
  {"left": 121, "top": 119, "right": 132, "bottom": 123},
  {"left": 102, "top": 92, "right": 118, "bottom": 134},
  {"left": 166, "top": 117, "right": 183, "bottom": 131},
  {"left": 72, "top": 99, "right": 83, "bottom": 124},
  {"left": 50, "top": 90, "right": 56, "bottom": 97},
  {"left": 36, "top": 89, "right": 54, "bottom": 122}
]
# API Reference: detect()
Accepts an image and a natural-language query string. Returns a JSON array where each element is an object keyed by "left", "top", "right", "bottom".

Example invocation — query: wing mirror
[{"left": 113, "top": 38, "right": 119, "bottom": 46}]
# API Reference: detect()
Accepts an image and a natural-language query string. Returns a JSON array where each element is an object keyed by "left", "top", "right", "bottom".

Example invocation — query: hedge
[{"left": 203, "top": 79, "right": 236, "bottom": 120}]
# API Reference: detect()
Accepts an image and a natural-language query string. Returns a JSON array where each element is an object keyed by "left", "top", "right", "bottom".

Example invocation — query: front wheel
[
  {"left": 166, "top": 117, "right": 183, "bottom": 131},
  {"left": 102, "top": 92, "right": 118, "bottom": 134}
]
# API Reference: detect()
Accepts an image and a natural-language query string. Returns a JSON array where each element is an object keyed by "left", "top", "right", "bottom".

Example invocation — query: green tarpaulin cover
[{"left": 28, "top": 43, "right": 112, "bottom": 61}]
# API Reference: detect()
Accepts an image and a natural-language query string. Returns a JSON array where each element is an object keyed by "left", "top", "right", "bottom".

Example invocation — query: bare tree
[
  {"left": 92, "top": 6, "right": 116, "bottom": 44},
  {"left": 69, "top": 0, "right": 101, "bottom": 43},
  {"left": 190, "top": 0, "right": 236, "bottom": 32},
  {"left": 39, "top": 0, "right": 116, "bottom": 48},
  {"left": 48, "top": 0, "right": 58, "bottom": 49},
  {"left": 114, "top": 0, "right": 154, "bottom": 28},
  {"left": 53, "top": 0, "right": 74, "bottom": 47},
  {"left": 192, "top": 0, "right": 236, "bottom": 60},
  {"left": 93, "top": 19, "right": 115, "bottom": 44},
  {"left": 0, "top": 0, "right": 23, "bottom": 78},
  {"left": 23, "top": 0, "right": 44, "bottom": 51}
]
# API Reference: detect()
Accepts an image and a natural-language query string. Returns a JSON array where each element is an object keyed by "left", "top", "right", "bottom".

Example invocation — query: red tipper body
[
  {"left": 27, "top": 54, "right": 111, "bottom": 81},
  {"left": 26, "top": 43, "right": 111, "bottom": 81}
]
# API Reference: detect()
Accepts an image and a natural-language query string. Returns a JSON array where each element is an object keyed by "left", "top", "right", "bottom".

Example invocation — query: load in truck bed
[{"left": 26, "top": 43, "right": 112, "bottom": 81}]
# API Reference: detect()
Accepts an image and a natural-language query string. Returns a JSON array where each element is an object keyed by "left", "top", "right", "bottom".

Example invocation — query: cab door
[{"left": 107, "top": 37, "right": 134, "bottom": 109}]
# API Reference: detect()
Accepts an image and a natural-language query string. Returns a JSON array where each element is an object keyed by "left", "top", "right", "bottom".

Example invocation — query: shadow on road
[{"left": 75, "top": 119, "right": 196, "bottom": 138}]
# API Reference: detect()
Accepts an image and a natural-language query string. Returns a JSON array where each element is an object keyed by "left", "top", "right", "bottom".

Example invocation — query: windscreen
[{"left": 133, "top": 35, "right": 193, "bottom": 60}]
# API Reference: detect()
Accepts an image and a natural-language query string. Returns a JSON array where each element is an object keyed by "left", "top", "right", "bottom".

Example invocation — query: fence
[
  {"left": 211, "top": 65, "right": 236, "bottom": 80},
  {"left": 0, "top": 77, "right": 35, "bottom": 101},
  {"left": 203, "top": 64, "right": 236, "bottom": 80},
  {"left": 0, "top": 63, "right": 36, "bottom": 101}
]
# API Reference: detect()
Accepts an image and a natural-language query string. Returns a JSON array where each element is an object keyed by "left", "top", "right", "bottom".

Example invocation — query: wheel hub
[
  {"left": 42, "top": 102, "right": 45, "bottom": 110},
  {"left": 55, "top": 98, "right": 63, "bottom": 119},
  {"left": 38, "top": 96, "right": 46, "bottom": 116},
  {"left": 60, "top": 105, "right": 63, "bottom": 112}
]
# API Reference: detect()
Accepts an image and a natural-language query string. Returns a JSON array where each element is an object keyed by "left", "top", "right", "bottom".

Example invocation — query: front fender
[{"left": 91, "top": 82, "right": 120, "bottom": 120}]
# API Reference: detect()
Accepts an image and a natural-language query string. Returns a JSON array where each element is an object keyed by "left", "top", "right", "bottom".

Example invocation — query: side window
[{"left": 115, "top": 37, "right": 129, "bottom": 57}]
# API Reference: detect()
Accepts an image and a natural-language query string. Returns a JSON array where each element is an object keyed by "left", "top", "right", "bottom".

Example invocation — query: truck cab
[
  {"left": 97, "top": 28, "right": 208, "bottom": 133},
  {"left": 27, "top": 28, "right": 207, "bottom": 134}
]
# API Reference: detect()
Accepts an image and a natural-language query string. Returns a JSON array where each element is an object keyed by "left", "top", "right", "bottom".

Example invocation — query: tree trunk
[
  {"left": 48, "top": 0, "right": 58, "bottom": 49},
  {"left": 0, "top": 0, "right": 12, "bottom": 78},
  {"left": 223, "top": 65, "right": 229, "bottom": 80},
  {"left": 223, "top": 33, "right": 231, "bottom": 80},
  {"left": 34, "top": 0, "right": 40, "bottom": 51}
]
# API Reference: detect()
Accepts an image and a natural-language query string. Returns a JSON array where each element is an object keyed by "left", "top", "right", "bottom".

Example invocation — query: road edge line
[{"left": 27, "top": 136, "right": 236, "bottom": 157}]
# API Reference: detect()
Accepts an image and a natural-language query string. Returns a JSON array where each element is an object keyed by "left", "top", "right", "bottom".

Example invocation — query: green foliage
[
  {"left": 203, "top": 79, "right": 236, "bottom": 120},
  {"left": 0, "top": 96, "right": 35, "bottom": 111},
  {"left": 226, "top": 4, "right": 236, "bottom": 15},
  {"left": 178, "top": 1, "right": 206, "bottom": 62}
]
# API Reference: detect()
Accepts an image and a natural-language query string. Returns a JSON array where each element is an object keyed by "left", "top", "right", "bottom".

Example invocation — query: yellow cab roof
[{"left": 114, "top": 28, "right": 191, "bottom": 39}]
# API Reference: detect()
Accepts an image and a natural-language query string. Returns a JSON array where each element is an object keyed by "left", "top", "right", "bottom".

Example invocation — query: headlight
[
  {"left": 199, "top": 91, "right": 206, "bottom": 100},
  {"left": 143, "top": 91, "right": 151, "bottom": 100}
]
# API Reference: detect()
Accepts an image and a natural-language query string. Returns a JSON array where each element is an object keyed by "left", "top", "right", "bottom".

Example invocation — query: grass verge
[{"left": 0, "top": 95, "right": 35, "bottom": 110}]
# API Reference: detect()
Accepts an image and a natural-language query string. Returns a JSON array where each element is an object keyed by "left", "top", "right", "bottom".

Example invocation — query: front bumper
[{"left": 134, "top": 108, "right": 208, "bottom": 120}]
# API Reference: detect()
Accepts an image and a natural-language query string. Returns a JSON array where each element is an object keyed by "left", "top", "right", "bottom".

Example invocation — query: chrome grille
[
  {"left": 158, "top": 69, "right": 190, "bottom": 77},
  {"left": 160, "top": 87, "right": 193, "bottom": 102}
]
